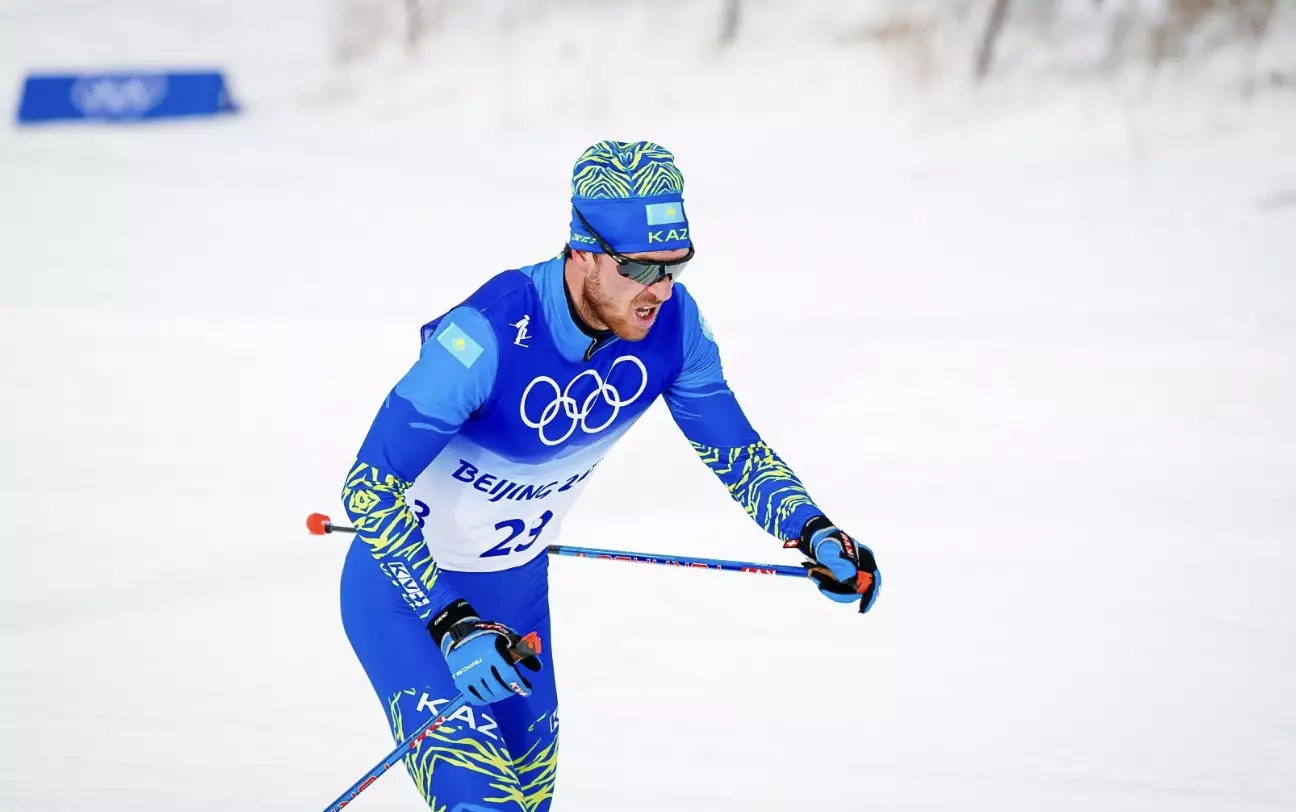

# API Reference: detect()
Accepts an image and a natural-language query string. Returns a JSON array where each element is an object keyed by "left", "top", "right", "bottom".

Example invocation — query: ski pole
[
  {"left": 545, "top": 542, "right": 807, "bottom": 578},
  {"left": 306, "top": 513, "right": 808, "bottom": 579},
  {"left": 321, "top": 631, "right": 542, "bottom": 812}
]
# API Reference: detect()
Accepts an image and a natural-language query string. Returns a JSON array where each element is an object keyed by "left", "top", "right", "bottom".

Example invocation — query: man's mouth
[{"left": 634, "top": 305, "right": 658, "bottom": 322}]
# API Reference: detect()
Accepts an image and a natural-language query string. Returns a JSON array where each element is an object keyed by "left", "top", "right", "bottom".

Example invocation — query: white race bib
[{"left": 407, "top": 434, "right": 611, "bottom": 572}]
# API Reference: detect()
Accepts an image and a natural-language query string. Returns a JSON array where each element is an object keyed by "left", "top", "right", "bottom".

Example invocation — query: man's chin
[
  {"left": 610, "top": 323, "right": 651, "bottom": 342},
  {"left": 614, "top": 306, "right": 661, "bottom": 341}
]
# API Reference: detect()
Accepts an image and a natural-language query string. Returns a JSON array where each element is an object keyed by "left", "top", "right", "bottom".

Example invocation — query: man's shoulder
[
  {"left": 672, "top": 280, "right": 698, "bottom": 312},
  {"left": 462, "top": 269, "right": 537, "bottom": 316},
  {"left": 669, "top": 282, "right": 713, "bottom": 342},
  {"left": 419, "top": 269, "right": 538, "bottom": 345}
]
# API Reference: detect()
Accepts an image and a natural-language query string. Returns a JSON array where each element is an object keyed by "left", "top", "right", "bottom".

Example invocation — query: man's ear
[{"left": 572, "top": 249, "right": 598, "bottom": 275}]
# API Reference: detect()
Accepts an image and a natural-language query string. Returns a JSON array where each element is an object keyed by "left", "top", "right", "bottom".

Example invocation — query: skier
[{"left": 339, "top": 140, "right": 880, "bottom": 812}]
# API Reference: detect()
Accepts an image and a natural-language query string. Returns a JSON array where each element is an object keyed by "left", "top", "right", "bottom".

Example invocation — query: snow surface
[{"left": 2, "top": 1, "right": 1295, "bottom": 810}]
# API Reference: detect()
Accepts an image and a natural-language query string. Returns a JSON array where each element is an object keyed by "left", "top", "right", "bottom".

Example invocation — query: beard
[{"left": 582, "top": 269, "right": 661, "bottom": 342}]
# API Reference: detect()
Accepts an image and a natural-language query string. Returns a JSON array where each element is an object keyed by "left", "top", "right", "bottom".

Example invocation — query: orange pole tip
[{"left": 306, "top": 513, "right": 333, "bottom": 535}]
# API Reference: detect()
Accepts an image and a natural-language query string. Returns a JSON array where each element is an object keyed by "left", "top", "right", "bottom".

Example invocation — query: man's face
[{"left": 580, "top": 249, "right": 686, "bottom": 341}]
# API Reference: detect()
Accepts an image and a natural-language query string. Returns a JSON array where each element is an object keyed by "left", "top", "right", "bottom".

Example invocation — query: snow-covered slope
[{"left": 2, "top": 2, "right": 1294, "bottom": 810}]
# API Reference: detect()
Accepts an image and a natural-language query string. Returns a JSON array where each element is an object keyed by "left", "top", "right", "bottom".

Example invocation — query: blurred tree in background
[{"left": 333, "top": 0, "right": 1293, "bottom": 93}]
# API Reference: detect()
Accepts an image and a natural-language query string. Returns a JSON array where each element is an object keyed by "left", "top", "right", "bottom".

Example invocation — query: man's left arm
[{"left": 662, "top": 291, "right": 880, "bottom": 613}]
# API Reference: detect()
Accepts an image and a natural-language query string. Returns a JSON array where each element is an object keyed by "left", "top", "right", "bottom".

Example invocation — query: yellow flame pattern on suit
[
  {"left": 341, "top": 460, "right": 441, "bottom": 603},
  {"left": 571, "top": 140, "right": 684, "bottom": 199},
  {"left": 691, "top": 440, "right": 815, "bottom": 541},
  {"left": 513, "top": 713, "right": 559, "bottom": 811},
  {"left": 387, "top": 690, "right": 559, "bottom": 812}
]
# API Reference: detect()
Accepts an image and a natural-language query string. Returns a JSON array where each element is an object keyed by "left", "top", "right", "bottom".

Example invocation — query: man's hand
[
  {"left": 786, "top": 515, "right": 881, "bottom": 613},
  {"left": 430, "top": 600, "right": 542, "bottom": 706}
]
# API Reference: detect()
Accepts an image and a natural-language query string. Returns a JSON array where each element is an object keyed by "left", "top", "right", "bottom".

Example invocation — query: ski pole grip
[{"left": 510, "top": 631, "right": 543, "bottom": 661}]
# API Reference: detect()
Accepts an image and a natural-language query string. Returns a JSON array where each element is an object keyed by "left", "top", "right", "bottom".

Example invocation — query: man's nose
[{"left": 648, "top": 275, "right": 674, "bottom": 300}]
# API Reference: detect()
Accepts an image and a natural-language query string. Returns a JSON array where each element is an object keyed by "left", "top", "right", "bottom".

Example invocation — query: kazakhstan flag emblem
[
  {"left": 645, "top": 202, "right": 686, "bottom": 226},
  {"left": 437, "top": 321, "right": 484, "bottom": 369}
]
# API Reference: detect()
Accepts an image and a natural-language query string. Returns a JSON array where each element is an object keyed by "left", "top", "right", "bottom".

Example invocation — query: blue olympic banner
[{"left": 15, "top": 70, "right": 239, "bottom": 125}]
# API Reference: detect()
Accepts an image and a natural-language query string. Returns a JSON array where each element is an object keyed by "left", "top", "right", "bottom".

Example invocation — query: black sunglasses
[{"left": 572, "top": 207, "right": 693, "bottom": 285}]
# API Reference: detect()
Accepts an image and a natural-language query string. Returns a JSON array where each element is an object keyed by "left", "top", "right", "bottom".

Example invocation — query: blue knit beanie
[{"left": 569, "top": 140, "right": 692, "bottom": 254}]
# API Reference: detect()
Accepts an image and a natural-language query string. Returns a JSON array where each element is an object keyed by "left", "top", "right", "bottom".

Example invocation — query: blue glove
[
  {"left": 787, "top": 515, "right": 881, "bottom": 613},
  {"left": 429, "top": 600, "right": 542, "bottom": 706}
]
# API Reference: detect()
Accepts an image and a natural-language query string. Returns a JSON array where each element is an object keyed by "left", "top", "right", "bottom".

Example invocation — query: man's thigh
[{"left": 341, "top": 543, "right": 558, "bottom": 812}]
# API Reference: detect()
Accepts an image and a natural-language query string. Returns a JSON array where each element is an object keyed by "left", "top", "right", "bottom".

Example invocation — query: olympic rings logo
[
  {"left": 71, "top": 76, "right": 168, "bottom": 117},
  {"left": 520, "top": 356, "right": 649, "bottom": 447}
]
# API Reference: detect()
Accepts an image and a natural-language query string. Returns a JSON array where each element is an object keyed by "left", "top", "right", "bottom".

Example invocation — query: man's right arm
[{"left": 340, "top": 307, "right": 498, "bottom": 622}]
